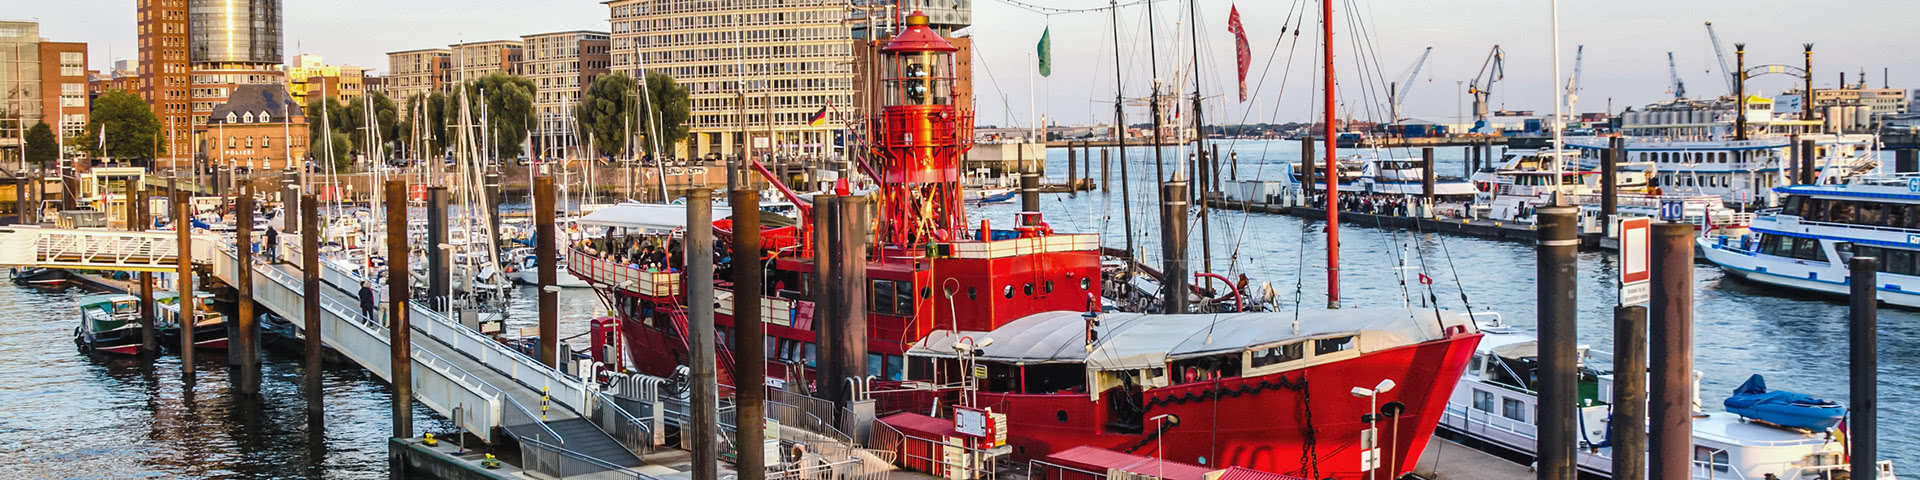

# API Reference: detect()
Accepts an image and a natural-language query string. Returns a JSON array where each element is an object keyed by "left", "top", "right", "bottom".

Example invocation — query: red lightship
[{"left": 571, "top": 11, "right": 1481, "bottom": 480}]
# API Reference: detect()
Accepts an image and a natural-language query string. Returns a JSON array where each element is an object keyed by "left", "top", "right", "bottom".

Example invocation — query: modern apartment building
[
  {"left": 520, "top": 30, "right": 610, "bottom": 159},
  {"left": 285, "top": 53, "right": 365, "bottom": 106},
  {"left": 450, "top": 40, "right": 523, "bottom": 85},
  {"left": 139, "top": 0, "right": 193, "bottom": 155},
  {"left": 607, "top": 0, "right": 857, "bottom": 160},
  {"left": 385, "top": 48, "right": 451, "bottom": 107},
  {"left": 0, "top": 22, "right": 90, "bottom": 160}
]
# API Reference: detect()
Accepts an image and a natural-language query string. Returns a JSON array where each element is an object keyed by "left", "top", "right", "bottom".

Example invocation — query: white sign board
[
  {"left": 1618, "top": 218, "right": 1651, "bottom": 307},
  {"left": 953, "top": 407, "right": 988, "bottom": 438}
]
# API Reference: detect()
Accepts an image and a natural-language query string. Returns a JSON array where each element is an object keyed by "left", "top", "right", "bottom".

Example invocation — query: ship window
[
  {"left": 1694, "top": 446, "right": 1731, "bottom": 473},
  {"left": 1886, "top": 249, "right": 1916, "bottom": 276},
  {"left": 1829, "top": 201, "right": 1857, "bottom": 223},
  {"left": 1760, "top": 235, "right": 1789, "bottom": 257},
  {"left": 1790, "top": 237, "right": 1826, "bottom": 262},
  {"left": 1472, "top": 389, "right": 1495, "bottom": 413},
  {"left": 805, "top": 343, "right": 817, "bottom": 368},
  {"left": 885, "top": 355, "right": 903, "bottom": 381},
  {"left": 871, "top": 279, "right": 895, "bottom": 314},
  {"left": 895, "top": 281, "right": 913, "bottom": 314},
  {"left": 1314, "top": 336, "right": 1355, "bottom": 355},
  {"left": 1250, "top": 342, "right": 1305, "bottom": 368},
  {"left": 868, "top": 353, "right": 884, "bottom": 377},
  {"left": 1857, "top": 202, "right": 1885, "bottom": 226},
  {"left": 1800, "top": 198, "right": 1825, "bottom": 221},
  {"left": 1782, "top": 196, "right": 1803, "bottom": 216},
  {"left": 1501, "top": 397, "right": 1527, "bottom": 422}
]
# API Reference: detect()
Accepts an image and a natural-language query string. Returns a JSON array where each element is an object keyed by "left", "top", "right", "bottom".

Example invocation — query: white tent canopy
[{"left": 576, "top": 202, "right": 732, "bottom": 235}]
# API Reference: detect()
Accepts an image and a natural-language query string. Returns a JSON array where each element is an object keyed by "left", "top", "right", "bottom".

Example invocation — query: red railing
[{"left": 568, "top": 246, "right": 681, "bottom": 297}]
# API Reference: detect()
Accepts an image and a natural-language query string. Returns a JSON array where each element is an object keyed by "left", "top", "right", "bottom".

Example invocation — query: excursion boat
[
  {"left": 1441, "top": 319, "right": 1897, "bottom": 479},
  {"left": 158, "top": 291, "right": 227, "bottom": 349},
  {"left": 73, "top": 294, "right": 143, "bottom": 355},
  {"left": 10, "top": 267, "right": 72, "bottom": 287},
  {"left": 1354, "top": 157, "right": 1477, "bottom": 198},
  {"left": 575, "top": 12, "right": 1483, "bottom": 480},
  {"left": 1472, "top": 148, "right": 1750, "bottom": 236},
  {"left": 503, "top": 246, "right": 590, "bottom": 288},
  {"left": 1700, "top": 173, "right": 1920, "bottom": 307},
  {"left": 1567, "top": 97, "right": 1879, "bottom": 207}
]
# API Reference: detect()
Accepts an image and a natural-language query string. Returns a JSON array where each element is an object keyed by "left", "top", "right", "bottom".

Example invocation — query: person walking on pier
[
  {"left": 264, "top": 226, "right": 279, "bottom": 264},
  {"left": 359, "top": 281, "right": 377, "bottom": 323}
]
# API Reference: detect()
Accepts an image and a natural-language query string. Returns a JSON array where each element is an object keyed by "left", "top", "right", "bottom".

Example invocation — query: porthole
[
  {"left": 1080, "top": 278, "right": 1091, "bottom": 290},
  {"left": 967, "top": 287, "right": 977, "bottom": 300},
  {"left": 1003, "top": 285, "right": 1013, "bottom": 298},
  {"left": 1023, "top": 283, "right": 1034, "bottom": 296},
  {"left": 921, "top": 286, "right": 932, "bottom": 299},
  {"left": 1043, "top": 280, "right": 1054, "bottom": 293},
  {"left": 1056, "top": 410, "right": 1068, "bottom": 423}
]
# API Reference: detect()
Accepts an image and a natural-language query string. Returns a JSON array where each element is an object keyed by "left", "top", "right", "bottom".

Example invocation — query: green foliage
[
  {"left": 320, "top": 131, "right": 352, "bottom": 172},
  {"left": 576, "top": 73, "right": 636, "bottom": 158},
  {"left": 342, "top": 92, "right": 399, "bottom": 157},
  {"left": 24, "top": 122, "right": 57, "bottom": 169},
  {"left": 574, "top": 71, "right": 691, "bottom": 159},
  {"left": 84, "top": 90, "right": 163, "bottom": 160},
  {"left": 306, "top": 95, "right": 348, "bottom": 153},
  {"left": 636, "top": 71, "right": 691, "bottom": 156},
  {"left": 439, "top": 73, "right": 536, "bottom": 160}
]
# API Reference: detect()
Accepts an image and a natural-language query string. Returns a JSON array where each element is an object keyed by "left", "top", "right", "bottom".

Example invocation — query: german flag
[{"left": 808, "top": 106, "right": 829, "bottom": 126}]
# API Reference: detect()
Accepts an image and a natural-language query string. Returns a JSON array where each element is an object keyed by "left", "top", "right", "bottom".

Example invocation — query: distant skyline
[{"left": 15, "top": 0, "right": 1920, "bottom": 126}]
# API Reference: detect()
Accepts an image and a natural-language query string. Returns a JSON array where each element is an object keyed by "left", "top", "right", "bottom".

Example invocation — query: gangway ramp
[{"left": 0, "top": 225, "right": 219, "bottom": 272}]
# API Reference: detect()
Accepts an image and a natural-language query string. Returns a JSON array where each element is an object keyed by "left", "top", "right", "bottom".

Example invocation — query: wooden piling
[
  {"left": 1609, "top": 305, "right": 1648, "bottom": 480},
  {"left": 1300, "top": 137, "right": 1317, "bottom": 198},
  {"left": 1160, "top": 180, "right": 1189, "bottom": 314},
  {"left": 1800, "top": 138, "right": 1817, "bottom": 185},
  {"left": 384, "top": 179, "right": 414, "bottom": 440},
  {"left": 686, "top": 188, "right": 718, "bottom": 480},
  {"left": 1649, "top": 222, "right": 1696, "bottom": 480},
  {"left": 1849, "top": 256, "right": 1879, "bottom": 480},
  {"left": 731, "top": 179, "right": 765, "bottom": 480},
  {"left": 535, "top": 176, "right": 558, "bottom": 368},
  {"left": 136, "top": 185, "right": 157, "bottom": 355},
  {"left": 812, "top": 195, "right": 844, "bottom": 406},
  {"left": 1535, "top": 204, "right": 1579, "bottom": 480},
  {"left": 174, "top": 178, "right": 195, "bottom": 385},
  {"left": 302, "top": 193, "right": 323, "bottom": 417},
  {"left": 1603, "top": 137, "right": 1622, "bottom": 229},
  {"left": 235, "top": 184, "right": 259, "bottom": 395},
  {"left": 1100, "top": 148, "right": 1110, "bottom": 192},
  {"left": 426, "top": 187, "right": 448, "bottom": 311},
  {"left": 835, "top": 196, "right": 870, "bottom": 395},
  {"left": 1420, "top": 147, "right": 1436, "bottom": 202},
  {"left": 1068, "top": 142, "right": 1078, "bottom": 191}
]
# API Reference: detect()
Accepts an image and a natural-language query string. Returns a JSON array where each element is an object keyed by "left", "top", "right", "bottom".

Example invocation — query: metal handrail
[{"left": 590, "top": 391, "right": 656, "bottom": 456}]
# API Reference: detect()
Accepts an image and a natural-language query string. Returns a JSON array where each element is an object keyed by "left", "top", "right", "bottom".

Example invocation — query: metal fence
[
  {"left": 503, "top": 394, "right": 660, "bottom": 480},
  {"left": 588, "top": 390, "right": 657, "bottom": 457}
]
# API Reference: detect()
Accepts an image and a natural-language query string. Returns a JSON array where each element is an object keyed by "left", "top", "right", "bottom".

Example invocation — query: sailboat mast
[
  {"left": 1186, "top": 0, "right": 1212, "bottom": 278},
  {"left": 1322, "top": 0, "right": 1341, "bottom": 309},
  {"left": 1109, "top": 0, "right": 1135, "bottom": 307}
]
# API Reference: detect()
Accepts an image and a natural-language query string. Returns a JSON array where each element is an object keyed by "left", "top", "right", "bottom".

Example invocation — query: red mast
[{"left": 1322, "top": 0, "right": 1340, "bottom": 308}]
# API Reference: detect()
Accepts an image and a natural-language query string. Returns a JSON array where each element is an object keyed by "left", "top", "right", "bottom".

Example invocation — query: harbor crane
[
  {"left": 1667, "top": 52, "right": 1687, "bottom": 100},
  {"left": 1388, "top": 46, "right": 1433, "bottom": 124},
  {"left": 1564, "top": 45, "right": 1584, "bottom": 119},
  {"left": 1705, "top": 21, "right": 1736, "bottom": 94},
  {"left": 1467, "top": 45, "right": 1504, "bottom": 133}
]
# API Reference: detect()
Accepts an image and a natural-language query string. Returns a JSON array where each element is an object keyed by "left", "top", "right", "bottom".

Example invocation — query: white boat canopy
[
  {"left": 576, "top": 202, "right": 732, "bottom": 235},
  {"left": 908, "top": 308, "right": 1475, "bottom": 371}
]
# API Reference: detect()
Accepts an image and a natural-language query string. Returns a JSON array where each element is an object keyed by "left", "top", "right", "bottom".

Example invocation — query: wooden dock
[{"left": 1207, "top": 197, "right": 1623, "bottom": 249}]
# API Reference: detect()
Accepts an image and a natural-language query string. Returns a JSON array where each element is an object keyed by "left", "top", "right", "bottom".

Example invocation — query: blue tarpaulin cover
[{"left": 1723, "top": 374, "right": 1846, "bottom": 431}]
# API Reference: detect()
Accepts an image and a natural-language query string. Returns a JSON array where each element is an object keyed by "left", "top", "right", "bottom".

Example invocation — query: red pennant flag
[{"left": 1227, "top": 5, "right": 1252, "bottom": 102}]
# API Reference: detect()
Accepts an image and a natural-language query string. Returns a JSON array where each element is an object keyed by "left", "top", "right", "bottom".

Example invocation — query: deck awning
[{"left": 576, "top": 202, "right": 732, "bottom": 235}]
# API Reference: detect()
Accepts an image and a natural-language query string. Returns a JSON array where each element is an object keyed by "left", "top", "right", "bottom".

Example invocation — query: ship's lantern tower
[{"left": 870, "top": 10, "right": 974, "bottom": 247}]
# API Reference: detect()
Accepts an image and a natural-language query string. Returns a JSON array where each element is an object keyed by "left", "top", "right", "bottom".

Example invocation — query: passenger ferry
[
  {"left": 1472, "top": 148, "right": 1749, "bottom": 235},
  {"left": 1568, "top": 97, "right": 1879, "bottom": 207},
  {"left": 1441, "top": 319, "right": 1898, "bottom": 479},
  {"left": 1701, "top": 173, "right": 1920, "bottom": 307}
]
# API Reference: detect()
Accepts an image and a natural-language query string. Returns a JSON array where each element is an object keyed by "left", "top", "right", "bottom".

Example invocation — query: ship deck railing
[{"left": 568, "top": 246, "right": 681, "bottom": 297}]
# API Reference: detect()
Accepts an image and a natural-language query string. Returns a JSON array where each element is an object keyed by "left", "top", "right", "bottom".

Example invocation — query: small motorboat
[
  {"left": 972, "top": 188, "right": 1016, "bottom": 204},
  {"left": 158, "top": 291, "right": 228, "bottom": 349},
  {"left": 74, "top": 294, "right": 144, "bottom": 355},
  {"left": 11, "top": 267, "right": 71, "bottom": 287},
  {"left": 1723, "top": 374, "right": 1847, "bottom": 431}
]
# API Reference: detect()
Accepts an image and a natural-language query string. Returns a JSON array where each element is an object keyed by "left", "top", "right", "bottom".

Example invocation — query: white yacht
[
  {"left": 1441, "top": 317, "right": 1896, "bottom": 479},
  {"left": 504, "top": 246, "right": 589, "bottom": 288},
  {"left": 1473, "top": 149, "right": 1750, "bottom": 236},
  {"left": 1568, "top": 97, "right": 1879, "bottom": 207},
  {"left": 1355, "top": 157, "right": 1478, "bottom": 197},
  {"left": 1700, "top": 173, "right": 1920, "bottom": 307}
]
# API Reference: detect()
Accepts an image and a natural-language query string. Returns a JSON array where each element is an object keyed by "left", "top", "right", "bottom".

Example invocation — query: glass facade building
[{"left": 189, "top": 0, "right": 283, "bottom": 65}]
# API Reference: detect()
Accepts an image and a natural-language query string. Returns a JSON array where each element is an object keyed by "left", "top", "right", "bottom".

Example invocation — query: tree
[
  {"left": 471, "top": 73, "right": 535, "bottom": 160},
  {"left": 635, "top": 71, "right": 691, "bottom": 157},
  {"left": 342, "top": 92, "right": 398, "bottom": 159},
  {"left": 84, "top": 90, "right": 163, "bottom": 161},
  {"left": 576, "top": 73, "right": 636, "bottom": 159},
  {"left": 318, "top": 131, "right": 352, "bottom": 172},
  {"left": 23, "top": 122, "right": 56, "bottom": 170}
]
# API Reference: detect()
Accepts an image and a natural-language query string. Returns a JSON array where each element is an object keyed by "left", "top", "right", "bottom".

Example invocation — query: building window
[
  {"left": 261, "top": 136, "right": 270, "bottom": 148},
  {"left": 245, "top": 137, "right": 253, "bottom": 148},
  {"left": 260, "top": 112, "right": 270, "bottom": 123},
  {"left": 228, "top": 136, "right": 236, "bottom": 148},
  {"left": 227, "top": 112, "right": 237, "bottom": 123},
  {"left": 243, "top": 112, "right": 255, "bottom": 123}
]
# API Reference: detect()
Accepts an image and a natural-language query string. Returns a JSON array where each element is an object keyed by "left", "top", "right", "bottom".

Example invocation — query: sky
[{"left": 14, "top": 0, "right": 1920, "bottom": 126}]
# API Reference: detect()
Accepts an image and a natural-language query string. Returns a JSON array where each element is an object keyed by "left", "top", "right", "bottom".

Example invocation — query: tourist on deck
[{"left": 359, "top": 281, "right": 378, "bottom": 323}]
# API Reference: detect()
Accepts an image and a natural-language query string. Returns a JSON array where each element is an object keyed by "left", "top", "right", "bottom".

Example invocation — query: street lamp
[
  {"left": 1149, "top": 413, "right": 1179, "bottom": 479},
  {"left": 1351, "top": 379, "right": 1396, "bottom": 480}
]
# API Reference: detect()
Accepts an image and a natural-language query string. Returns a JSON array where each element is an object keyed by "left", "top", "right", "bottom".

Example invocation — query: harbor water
[{"left": 0, "top": 139, "right": 1909, "bottom": 476}]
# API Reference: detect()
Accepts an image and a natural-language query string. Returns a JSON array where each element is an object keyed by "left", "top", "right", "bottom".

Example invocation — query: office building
[
  {"left": 39, "top": 42, "right": 89, "bottom": 144},
  {"left": 139, "top": 0, "right": 193, "bottom": 153},
  {"left": 1, "top": 22, "right": 90, "bottom": 160},
  {"left": 186, "top": 0, "right": 285, "bottom": 153},
  {"left": 385, "top": 48, "right": 450, "bottom": 107},
  {"left": 607, "top": 0, "right": 856, "bottom": 160},
  {"left": 286, "top": 53, "right": 366, "bottom": 105},
  {"left": 520, "top": 30, "right": 609, "bottom": 158}
]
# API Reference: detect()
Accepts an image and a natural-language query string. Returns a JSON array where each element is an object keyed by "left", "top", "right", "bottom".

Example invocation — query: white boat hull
[{"left": 1699, "top": 235, "right": 1920, "bottom": 308}]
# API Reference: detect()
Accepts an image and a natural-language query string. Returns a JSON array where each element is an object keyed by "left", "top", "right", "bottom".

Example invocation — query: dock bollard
[
  {"left": 423, "top": 433, "right": 437, "bottom": 446},
  {"left": 481, "top": 454, "right": 501, "bottom": 469}
]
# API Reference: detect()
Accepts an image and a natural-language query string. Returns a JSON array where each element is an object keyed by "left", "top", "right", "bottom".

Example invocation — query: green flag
[{"left": 1036, "top": 27, "right": 1052, "bottom": 77}]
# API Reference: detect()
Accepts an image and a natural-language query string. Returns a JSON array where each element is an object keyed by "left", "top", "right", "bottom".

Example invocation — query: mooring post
[
  {"left": 1649, "top": 222, "right": 1696, "bottom": 480},
  {"left": 1536, "top": 204, "right": 1579, "bottom": 480},
  {"left": 426, "top": 187, "right": 448, "bottom": 311},
  {"left": 1420, "top": 147, "right": 1436, "bottom": 206},
  {"left": 686, "top": 188, "right": 718, "bottom": 480},
  {"left": 1850, "top": 256, "right": 1879, "bottom": 480},
  {"left": 12, "top": 173, "right": 24, "bottom": 224},
  {"left": 1604, "top": 137, "right": 1622, "bottom": 234},
  {"left": 812, "top": 195, "right": 844, "bottom": 407},
  {"left": 302, "top": 193, "right": 323, "bottom": 417},
  {"left": 483, "top": 172, "right": 502, "bottom": 239},
  {"left": 1021, "top": 157, "right": 1041, "bottom": 213},
  {"left": 1801, "top": 138, "right": 1818, "bottom": 185},
  {"left": 136, "top": 185, "right": 157, "bottom": 356},
  {"left": 1609, "top": 304, "right": 1648, "bottom": 480},
  {"left": 1229, "top": 151, "right": 1239, "bottom": 183},
  {"left": 1068, "top": 142, "right": 1078, "bottom": 191},
  {"left": 1100, "top": 148, "right": 1110, "bottom": 192},
  {"left": 1301, "top": 137, "right": 1317, "bottom": 200},
  {"left": 384, "top": 179, "right": 414, "bottom": 441},
  {"left": 234, "top": 183, "right": 259, "bottom": 394},
  {"left": 175, "top": 178, "right": 195, "bottom": 385},
  {"left": 535, "top": 176, "right": 559, "bottom": 368},
  {"left": 837, "top": 196, "right": 870, "bottom": 399},
  {"left": 731, "top": 172, "right": 766, "bottom": 480},
  {"left": 1160, "top": 179, "right": 1189, "bottom": 314},
  {"left": 281, "top": 176, "right": 299, "bottom": 235},
  {"left": 1211, "top": 144, "right": 1223, "bottom": 191}
]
